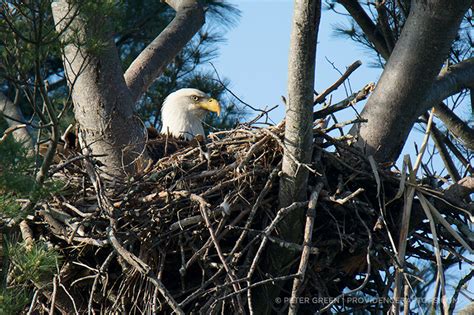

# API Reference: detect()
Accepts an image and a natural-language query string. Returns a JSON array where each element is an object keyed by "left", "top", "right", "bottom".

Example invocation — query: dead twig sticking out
[
  {"left": 0, "top": 124, "right": 28, "bottom": 144},
  {"left": 418, "top": 193, "right": 449, "bottom": 315},
  {"left": 190, "top": 193, "right": 245, "bottom": 314},
  {"left": 19, "top": 220, "right": 34, "bottom": 251},
  {"left": 245, "top": 200, "right": 309, "bottom": 311},
  {"left": 108, "top": 227, "right": 184, "bottom": 315},
  {"left": 313, "top": 60, "right": 362, "bottom": 104},
  {"left": 289, "top": 182, "right": 324, "bottom": 315},
  {"left": 49, "top": 275, "right": 58, "bottom": 315},
  {"left": 448, "top": 269, "right": 474, "bottom": 314}
]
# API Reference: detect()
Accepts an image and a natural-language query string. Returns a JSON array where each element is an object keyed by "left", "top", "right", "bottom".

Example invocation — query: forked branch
[{"left": 124, "top": 0, "right": 205, "bottom": 102}]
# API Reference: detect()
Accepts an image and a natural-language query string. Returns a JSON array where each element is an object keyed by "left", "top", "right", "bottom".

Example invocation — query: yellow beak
[{"left": 199, "top": 98, "right": 221, "bottom": 116}]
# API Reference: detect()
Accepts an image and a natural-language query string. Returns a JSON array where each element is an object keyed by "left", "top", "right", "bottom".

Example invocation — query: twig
[
  {"left": 89, "top": 252, "right": 115, "bottom": 315},
  {"left": 214, "top": 274, "right": 299, "bottom": 304},
  {"left": 27, "top": 289, "right": 39, "bottom": 315},
  {"left": 49, "top": 275, "right": 58, "bottom": 315},
  {"left": 245, "top": 200, "right": 308, "bottom": 311},
  {"left": 423, "top": 193, "right": 473, "bottom": 253},
  {"left": 448, "top": 269, "right": 474, "bottom": 314},
  {"left": 231, "top": 168, "right": 279, "bottom": 261},
  {"left": 19, "top": 220, "right": 34, "bottom": 251},
  {"left": 58, "top": 281, "right": 79, "bottom": 315},
  {"left": 48, "top": 155, "right": 87, "bottom": 175},
  {"left": 331, "top": 187, "right": 364, "bottom": 205},
  {"left": 190, "top": 194, "right": 245, "bottom": 314},
  {"left": 392, "top": 155, "right": 417, "bottom": 315},
  {"left": 313, "top": 83, "right": 374, "bottom": 120},
  {"left": 266, "top": 235, "right": 320, "bottom": 254},
  {"left": 209, "top": 62, "right": 267, "bottom": 114},
  {"left": 429, "top": 121, "right": 461, "bottom": 181},
  {"left": 314, "top": 60, "right": 362, "bottom": 104},
  {"left": 413, "top": 108, "right": 435, "bottom": 175},
  {"left": 392, "top": 184, "right": 416, "bottom": 314},
  {"left": 418, "top": 193, "right": 449, "bottom": 315},
  {"left": 323, "top": 118, "right": 367, "bottom": 133},
  {"left": 261, "top": 128, "right": 317, "bottom": 174},
  {"left": 108, "top": 227, "right": 184, "bottom": 314},
  {"left": 289, "top": 183, "right": 324, "bottom": 315},
  {"left": 0, "top": 123, "right": 28, "bottom": 143}
]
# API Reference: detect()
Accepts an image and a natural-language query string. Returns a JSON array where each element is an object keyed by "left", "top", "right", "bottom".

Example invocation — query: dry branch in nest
[{"left": 2, "top": 85, "right": 473, "bottom": 314}]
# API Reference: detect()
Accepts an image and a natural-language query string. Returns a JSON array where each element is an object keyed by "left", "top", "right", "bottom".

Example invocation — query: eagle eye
[{"left": 192, "top": 95, "right": 199, "bottom": 101}]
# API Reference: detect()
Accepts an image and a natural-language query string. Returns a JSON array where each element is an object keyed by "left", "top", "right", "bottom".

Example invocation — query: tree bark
[
  {"left": 255, "top": 0, "right": 321, "bottom": 313},
  {"left": 0, "top": 92, "right": 33, "bottom": 148},
  {"left": 51, "top": 1, "right": 145, "bottom": 177},
  {"left": 52, "top": 0, "right": 206, "bottom": 177},
  {"left": 421, "top": 58, "right": 474, "bottom": 112},
  {"left": 433, "top": 102, "right": 474, "bottom": 151},
  {"left": 280, "top": 0, "right": 321, "bottom": 209},
  {"left": 350, "top": 0, "right": 472, "bottom": 162},
  {"left": 124, "top": 0, "right": 205, "bottom": 103},
  {"left": 337, "top": 0, "right": 391, "bottom": 60}
]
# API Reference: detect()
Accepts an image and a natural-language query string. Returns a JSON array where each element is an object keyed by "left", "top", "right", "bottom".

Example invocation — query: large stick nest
[{"left": 4, "top": 108, "right": 473, "bottom": 314}]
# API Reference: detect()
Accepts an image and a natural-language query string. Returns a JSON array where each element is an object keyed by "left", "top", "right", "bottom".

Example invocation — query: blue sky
[
  {"left": 212, "top": 0, "right": 381, "bottom": 123},
  {"left": 210, "top": 0, "right": 463, "bottom": 172},
  {"left": 209, "top": 0, "right": 473, "bottom": 311}
]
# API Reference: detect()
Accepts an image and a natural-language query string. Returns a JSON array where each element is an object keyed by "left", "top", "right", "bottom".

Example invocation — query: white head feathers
[{"left": 160, "top": 88, "right": 221, "bottom": 140}]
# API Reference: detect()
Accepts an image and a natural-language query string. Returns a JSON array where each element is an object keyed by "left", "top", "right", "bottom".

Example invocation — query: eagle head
[{"left": 160, "top": 88, "right": 221, "bottom": 140}]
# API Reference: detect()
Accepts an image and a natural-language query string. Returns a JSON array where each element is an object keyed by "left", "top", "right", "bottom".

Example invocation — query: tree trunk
[
  {"left": 255, "top": 0, "right": 321, "bottom": 312},
  {"left": 51, "top": 0, "right": 206, "bottom": 177},
  {"left": 280, "top": 0, "right": 320, "bottom": 213},
  {"left": 351, "top": 0, "right": 472, "bottom": 162},
  {"left": 52, "top": 1, "right": 145, "bottom": 177}
]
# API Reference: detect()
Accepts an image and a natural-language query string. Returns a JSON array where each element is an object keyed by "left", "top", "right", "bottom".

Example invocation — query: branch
[
  {"left": 124, "top": 0, "right": 205, "bottom": 102},
  {"left": 336, "top": 0, "right": 391, "bottom": 59},
  {"left": 350, "top": 0, "right": 472, "bottom": 162},
  {"left": 433, "top": 102, "right": 474, "bottom": 151},
  {"left": 420, "top": 58, "right": 474, "bottom": 114},
  {"left": 429, "top": 121, "right": 461, "bottom": 181},
  {"left": 445, "top": 176, "right": 474, "bottom": 204},
  {"left": 289, "top": 183, "right": 324, "bottom": 315},
  {"left": 313, "top": 60, "right": 362, "bottom": 104},
  {"left": 0, "top": 92, "right": 33, "bottom": 148},
  {"left": 313, "top": 83, "right": 374, "bottom": 120}
]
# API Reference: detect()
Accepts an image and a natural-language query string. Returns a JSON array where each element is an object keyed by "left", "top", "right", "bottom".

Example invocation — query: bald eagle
[
  {"left": 146, "top": 88, "right": 221, "bottom": 161},
  {"left": 160, "top": 88, "right": 221, "bottom": 140}
]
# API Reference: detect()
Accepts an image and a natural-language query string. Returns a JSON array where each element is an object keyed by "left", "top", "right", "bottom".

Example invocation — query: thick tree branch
[
  {"left": 337, "top": 0, "right": 390, "bottom": 60},
  {"left": 422, "top": 59, "right": 474, "bottom": 151},
  {"left": 0, "top": 92, "right": 33, "bottom": 148},
  {"left": 375, "top": 0, "right": 395, "bottom": 53},
  {"left": 433, "top": 102, "right": 474, "bottom": 151},
  {"left": 351, "top": 0, "right": 471, "bottom": 162},
  {"left": 124, "top": 0, "right": 205, "bottom": 102},
  {"left": 420, "top": 58, "right": 474, "bottom": 114},
  {"left": 343, "top": 1, "right": 474, "bottom": 154},
  {"left": 445, "top": 176, "right": 474, "bottom": 205}
]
